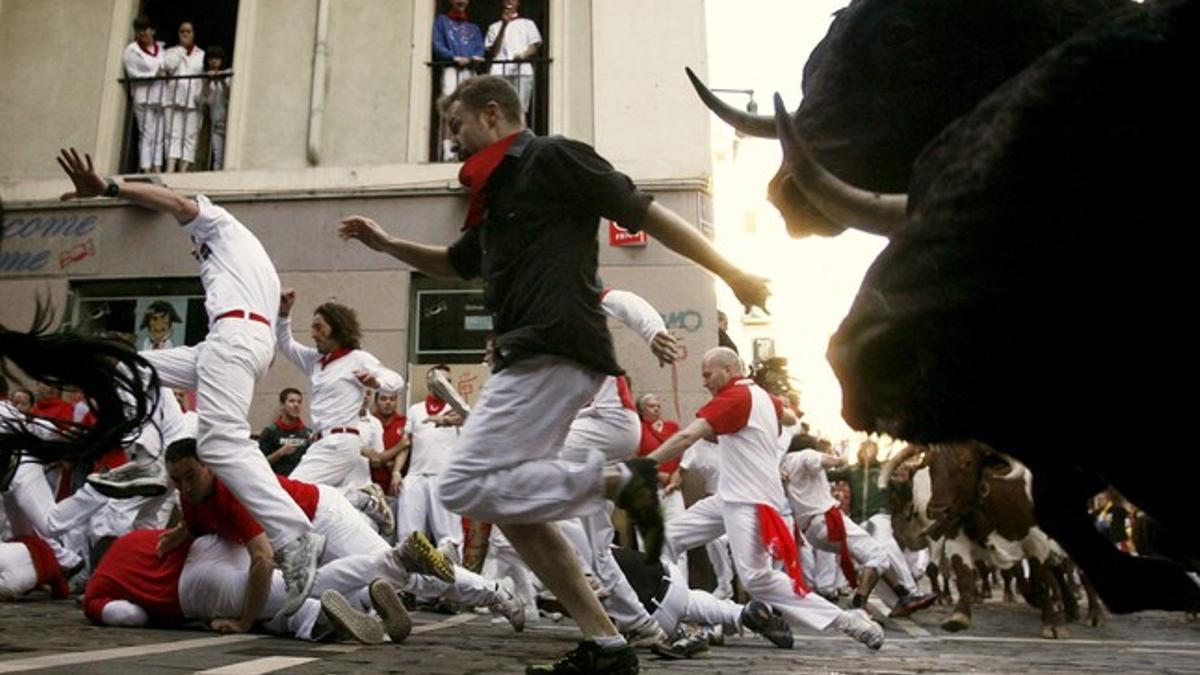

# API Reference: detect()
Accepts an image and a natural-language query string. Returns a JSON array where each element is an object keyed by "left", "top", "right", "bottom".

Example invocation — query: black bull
[{"left": 694, "top": 0, "right": 1200, "bottom": 613}]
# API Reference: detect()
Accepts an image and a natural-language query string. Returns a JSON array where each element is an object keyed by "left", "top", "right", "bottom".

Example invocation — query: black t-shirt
[{"left": 447, "top": 131, "right": 653, "bottom": 375}]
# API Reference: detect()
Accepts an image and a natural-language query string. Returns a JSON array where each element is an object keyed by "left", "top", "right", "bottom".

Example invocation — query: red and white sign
[{"left": 607, "top": 219, "right": 647, "bottom": 247}]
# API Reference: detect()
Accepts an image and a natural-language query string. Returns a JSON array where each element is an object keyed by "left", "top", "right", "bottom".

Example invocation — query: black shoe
[
  {"left": 616, "top": 459, "right": 664, "bottom": 563},
  {"left": 890, "top": 591, "right": 939, "bottom": 618},
  {"left": 740, "top": 600, "right": 794, "bottom": 649},
  {"left": 525, "top": 641, "right": 639, "bottom": 674}
]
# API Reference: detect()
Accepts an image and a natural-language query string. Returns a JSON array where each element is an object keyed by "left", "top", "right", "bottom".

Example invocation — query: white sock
[{"left": 593, "top": 634, "right": 628, "bottom": 650}]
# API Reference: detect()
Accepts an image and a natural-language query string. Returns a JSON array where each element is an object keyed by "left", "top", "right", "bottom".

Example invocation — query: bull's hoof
[
  {"left": 1003, "top": 591, "right": 1016, "bottom": 604},
  {"left": 942, "top": 613, "right": 972, "bottom": 632},
  {"left": 1040, "top": 624, "right": 1070, "bottom": 639},
  {"left": 1087, "top": 609, "right": 1106, "bottom": 627},
  {"left": 938, "top": 594, "right": 956, "bottom": 606},
  {"left": 1064, "top": 605, "right": 1082, "bottom": 623}
]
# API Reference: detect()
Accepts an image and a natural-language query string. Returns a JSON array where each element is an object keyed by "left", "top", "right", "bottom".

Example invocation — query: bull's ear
[{"left": 981, "top": 453, "right": 1013, "bottom": 476}]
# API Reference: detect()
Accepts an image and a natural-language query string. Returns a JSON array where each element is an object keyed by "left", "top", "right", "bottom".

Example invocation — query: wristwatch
[{"left": 104, "top": 177, "right": 120, "bottom": 198}]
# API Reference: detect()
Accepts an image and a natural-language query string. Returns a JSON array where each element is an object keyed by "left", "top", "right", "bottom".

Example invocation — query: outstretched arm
[
  {"left": 639, "top": 202, "right": 770, "bottom": 313},
  {"left": 648, "top": 417, "right": 714, "bottom": 465},
  {"left": 57, "top": 148, "right": 198, "bottom": 224},
  {"left": 601, "top": 289, "right": 679, "bottom": 365},
  {"left": 338, "top": 215, "right": 460, "bottom": 279}
]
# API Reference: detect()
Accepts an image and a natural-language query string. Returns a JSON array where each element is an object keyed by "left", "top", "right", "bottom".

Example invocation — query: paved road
[{"left": 1, "top": 596, "right": 1198, "bottom": 674}]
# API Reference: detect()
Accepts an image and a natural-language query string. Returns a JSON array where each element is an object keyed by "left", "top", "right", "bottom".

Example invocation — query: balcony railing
[
  {"left": 428, "top": 58, "right": 550, "bottom": 162},
  {"left": 118, "top": 70, "right": 233, "bottom": 174}
]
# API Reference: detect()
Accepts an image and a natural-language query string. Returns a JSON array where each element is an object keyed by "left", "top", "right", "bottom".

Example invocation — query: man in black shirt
[
  {"left": 339, "top": 75, "right": 768, "bottom": 674},
  {"left": 258, "top": 388, "right": 311, "bottom": 476}
]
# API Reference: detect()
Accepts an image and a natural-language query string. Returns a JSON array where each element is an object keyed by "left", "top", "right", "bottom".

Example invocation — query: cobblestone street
[{"left": 2, "top": 596, "right": 1198, "bottom": 674}]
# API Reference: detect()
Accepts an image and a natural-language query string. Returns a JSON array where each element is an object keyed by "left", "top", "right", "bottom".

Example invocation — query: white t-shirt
[
  {"left": 404, "top": 401, "right": 459, "bottom": 476},
  {"left": 163, "top": 44, "right": 205, "bottom": 108},
  {"left": 485, "top": 17, "right": 542, "bottom": 78},
  {"left": 780, "top": 449, "right": 840, "bottom": 520},
  {"left": 357, "top": 413, "right": 384, "bottom": 454},
  {"left": 123, "top": 41, "right": 165, "bottom": 104},
  {"left": 679, "top": 438, "right": 721, "bottom": 494},
  {"left": 185, "top": 195, "right": 281, "bottom": 323},
  {"left": 695, "top": 378, "right": 786, "bottom": 510},
  {"left": 274, "top": 317, "right": 405, "bottom": 434}
]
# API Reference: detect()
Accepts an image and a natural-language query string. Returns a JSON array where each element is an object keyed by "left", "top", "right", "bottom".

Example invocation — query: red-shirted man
[{"left": 368, "top": 390, "right": 407, "bottom": 495}]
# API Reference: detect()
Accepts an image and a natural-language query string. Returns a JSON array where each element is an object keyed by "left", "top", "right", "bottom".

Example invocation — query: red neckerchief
[
  {"left": 138, "top": 41, "right": 159, "bottom": 56},
  {"left": 318, "top": 347, "right": 352, "bottom": 369},
  {"left": 458, "top": 131, "right": 523, "bottom": 229},
  {"left": 447, "top": 9, "right": 469, "bottom": 21},
  {"left": 426, "top": 395, "right": 447, "bottom": 416},
  {"left": 757, "top": 504, "right": 809, "bottom": 597},
  {"left": 275, "top": 416, "right": 306, "bottom": 433},
  {"left": 185, "top": 45, "right": 196, "bottom": 56},
  {"left": 824, "top": 506, "right": 859, "bottom": 588}
]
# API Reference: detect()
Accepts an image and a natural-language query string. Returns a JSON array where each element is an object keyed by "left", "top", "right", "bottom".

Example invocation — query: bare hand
[
  {"left": 339, "top": 215, "right": 392, "bottom": 252},
  {"left": 389, "top": 473, "right": 404, "bottom": 496},
  {"left": 156, "top": 525, "right": 188, "bottom": 559},
  {"left": 276, "top": 442, "right": 297, "bottom": 457},
  {"left": 725, "top": 269, "right": 771, "bottom": 314},
  {"left": 650, "top": 331, "right": 680, "bottom": 366},
  {"left": 209, "top": 618, "right": 249, "bottom": 634},
  {"left": 279, "top": 289, "right": 296, "bottom": 317},
  {"left": 57, "top": 148, "right": 107, "bottom": 200},
  {"left": 453, "top": 56, "right": 469, "bottom": 66},
  {"left": 354, "top": 369, "right": 380, "bottom": 389}
]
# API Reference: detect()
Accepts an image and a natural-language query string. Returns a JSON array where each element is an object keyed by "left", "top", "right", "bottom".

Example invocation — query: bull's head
[
  {"left": 689, "top": 0, "right": 1125, "bottom": 239},
  {"left": 923, "top": 442, "right": 1026, "bottom": 526}
]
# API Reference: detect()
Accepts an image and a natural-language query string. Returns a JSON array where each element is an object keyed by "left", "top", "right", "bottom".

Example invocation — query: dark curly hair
[{"left": 314, "top": 302, "right": 361, "bottom": 350}]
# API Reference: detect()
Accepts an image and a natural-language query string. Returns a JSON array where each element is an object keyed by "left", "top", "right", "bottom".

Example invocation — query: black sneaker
[
  {"left": 890, "top": 591, "right": 939, "bottom": 618},
  {"left": 740, "top": 600, "right": 794, "bottom": 649},
  {"left": 616, "top": 459, "right": 664, "bottom": 563},
  {"left": 525, "top": 640, "right": 639, "bottom": 674}
]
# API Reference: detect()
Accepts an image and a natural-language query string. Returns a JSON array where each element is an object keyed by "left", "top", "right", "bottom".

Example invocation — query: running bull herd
[{"left": 3, "top": 0, "right": 1198, "bottom": 641}]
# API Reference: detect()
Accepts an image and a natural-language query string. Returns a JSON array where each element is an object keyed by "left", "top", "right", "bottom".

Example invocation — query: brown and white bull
[{"left": 883, "top": 443, "right": 1104, "bottom": 637}]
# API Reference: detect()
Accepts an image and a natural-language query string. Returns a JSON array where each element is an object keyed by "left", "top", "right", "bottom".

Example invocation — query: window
[
  {"left": 429, "top": 0, "right": 549, "bottom": 162},
  {"left": 69, "top": 278, "right": 206, "bottom": 350},
  {"left": 409, "top": 275, "right": 491, "bottom": 364},
  {"left": 119, "top": 0, "right": 240, "bottom": 174}
]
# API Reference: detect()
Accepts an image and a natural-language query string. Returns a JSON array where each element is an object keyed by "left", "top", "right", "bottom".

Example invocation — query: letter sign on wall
[{"left": 606, "top": 219, "right": 647, "bottom": 247}]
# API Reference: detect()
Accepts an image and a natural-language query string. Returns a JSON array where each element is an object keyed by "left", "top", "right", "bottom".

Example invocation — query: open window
[
  {"left": 428, "top": 0, "right": 549, "bottom": 162},
  {"left": 118, "top": 0, "right": 240, "bottom": 174}
]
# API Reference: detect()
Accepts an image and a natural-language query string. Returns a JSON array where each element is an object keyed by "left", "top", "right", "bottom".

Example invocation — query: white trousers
[
  {"left": 503, "top": 74, "right": 535, "bottom": 112},
  {"left": 801, "top": 511, "right": 890, "bottom": 571},
  {"left": 483, "top": 527, "right": 539, "bottom": 615},
  {"left": 5, "top": 459, "right": 82, "bottom": 570},
  {"left": 652, "top": 561, "right": 743, "bottom": 637},
  {"left": 666, "top": 496, "right": 843, "bottom": 631},
  {"left": 210, "top": 127, "right": 225, "bottom": 170},
  {"left": 706, "top": 535, "right": 735, "bottom": 598},
  {"left": 864, "top": 513, "right": 920, "bottom": 592},
  {"left": 291, "top": 434, "right": 370, "bottom": 491},
  {"left": 565, "top": 503, "right": 653, "bottom": 631},
  {"left": 0, "top": 542, "right": 36, "bottom": 599},
  {"left": 133, "top": 103, "right": 164, "bottom": 170},
  {"left": 48, "top": 483, "right": 174, "bottom": 543},
  {"left": 142, "top": 319, "right": 311, "bottom": 550},
  {"left": 165, "top": 107, "right": 201, "bottom": 162},
  {"left": 396, "top": 473, "right": 463, "bottom": 550},
  {"left": 440, "top": 355, "right": 606, "bottom": 524}
]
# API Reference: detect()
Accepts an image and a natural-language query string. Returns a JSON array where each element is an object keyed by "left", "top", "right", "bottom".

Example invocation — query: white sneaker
[
  {"left": 87, "top": 460, "right": 169, "bottom": 498},
  {"left": 837, "top": 609, "right": 885, "bottom": 650},
  {"left": 359, "top": 483, "right": 395, "bottom": 537},
  {"left": 490, "top": 577, "right": 526, "bottom": 632},
  {"left": 624, "top": 618, "right": 669, "bottom": 648},
  {"left": 276, "top": 532, "right": 326, "bottom": 615}
]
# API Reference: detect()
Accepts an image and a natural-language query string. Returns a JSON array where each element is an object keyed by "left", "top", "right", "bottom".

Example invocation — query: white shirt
[
  {"left": 485, "top": 17, "right": 542, "bottom": 78},
  {"left": 586, "top": 289, "right": 666, "bottom": 412},
  {"left": 679, "top": 438, "right": 721, "bottom": 494},
  {"left": 696, "top": 379, "right": 787, "bottom": 510},
  {"left": 185, "top": 195, "right": 281, "bottom": 323},
  {"left": 404, "top": 401, "right": 459, "bottom": 476},
  {"left": 780, "top": 450, "right": 840, "bottom": 520},
  {"left": 123, "top": 41, "right": 165, "bottom": 104},
  {"left": 357, "top": 413, "right": 384, "bottom": 454},
  {"left": 275, "top": 316, "right": 405, "bottom": 435},
  {"left": 163, "top": 45, "right": 205, "bottom": 108}
]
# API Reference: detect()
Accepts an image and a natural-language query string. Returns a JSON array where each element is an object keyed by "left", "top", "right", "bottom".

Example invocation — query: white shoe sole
[
  {"left": 369, "top": 580, "right": 412, "bottom": 644},
  {"left": 322, "top": 590, "right": 384, "bottom": 644}
]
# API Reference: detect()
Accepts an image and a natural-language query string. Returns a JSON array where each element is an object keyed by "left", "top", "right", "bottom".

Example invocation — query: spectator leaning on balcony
[
  {"left": 484, "top": 0, "right": 542, "bottom": 113},
  {"left": 433, "top": 0, "right": 484, "bottom": 97},
  {"left": 122, "top": 15, "right": 166, "bottom": 173},
  {"left": 163, "top": 21, "right": 205, "bottom": 173},
  {"left": 202, "top": 45, "right": 231, "bottom": 171}
]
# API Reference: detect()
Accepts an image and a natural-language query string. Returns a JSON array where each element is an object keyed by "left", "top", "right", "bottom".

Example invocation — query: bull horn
[
  {"left": 773, "top": 93, "right": 908, "bottom": 236},
  {"left": 991, "top": 453, "right": 1028, "bottom": 482},
  {"left": 878, "top": 444, "right": 924, "bottom": 489},
  {"left": 685, "top": 67, "right": 778, "bottom": 139}
]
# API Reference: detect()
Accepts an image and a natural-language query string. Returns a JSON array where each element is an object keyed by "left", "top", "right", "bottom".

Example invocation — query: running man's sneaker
[
  {"left": 369, "top": 579, "right": 412, "bottom": 644},
  {"left": 889, "top": 591, "right": 939, "bottom": 618},
  {"left": 428, "top": 369, "right": 470, "bottom": 419},
  {"left": 740, "top": 600, "right": 794, "bottom": 649},
  {"left": 87, "top": 460, "right": 169, "bottom": 498},
  {"left": 398, "top": 531, "right": 456, "bottom": 583},
  {"left": 623, "top": 618, "right": 668, "bottom": 648},
  {"left": 359, "top": 483, "right": 395, "bottom": 537},
  {"left": 490, "top": 577, "right": 526, "bottom": 632},
  {"left": 616, "top": 459, "right": 664, "bottom": 563},
  {"left": 276, "top": 532, "right": 326, "bottom": 615},
  {"left": 652, "top": 634, "right": 710, "bottom": 660},
  {"left": 321, "top": 589, "right": 384, "bottom": 644},
  {"left": 437, "top": 538, "right": 462, "bottom": 567},
  {"left": 525, "top": 640, "right": 639, "bottom": 674},
  {"left": 836, "top": 608, "right": 885, "bottom": 650}
]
